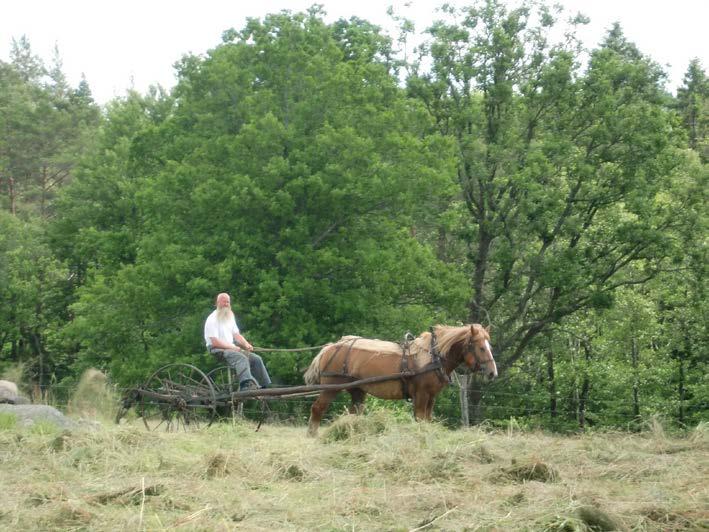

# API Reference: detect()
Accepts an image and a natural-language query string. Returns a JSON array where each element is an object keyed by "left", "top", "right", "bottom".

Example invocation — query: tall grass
[{"left": 66, "top": 369, "right": 120, "bottom": 421}]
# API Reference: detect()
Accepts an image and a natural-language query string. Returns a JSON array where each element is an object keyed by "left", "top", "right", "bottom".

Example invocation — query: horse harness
[
  {"left": 399, "top": 332, "right": 416, "bottom": 400},
  {"left": 428, "top": 327, "right": 452, "bottom": 386},
  {"left": 319, "top": 329, "right": 451, "bottom": 399},
  {"left": 321, "top": 337, "right": 360, "bottom": 379}
]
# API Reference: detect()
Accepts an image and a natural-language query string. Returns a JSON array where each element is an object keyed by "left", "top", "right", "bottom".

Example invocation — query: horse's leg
[
  {"left": 425, "top": 397, "right": 435, "bottom": 420},
  {"left": 412, "top": 392, "right": 429, "bottom": 421},
  {"left": 307, "top": 390, "right": 338, "bottom": 436},
  {"left": 348, "top": 388, "right": 366, "bottom": 415}
]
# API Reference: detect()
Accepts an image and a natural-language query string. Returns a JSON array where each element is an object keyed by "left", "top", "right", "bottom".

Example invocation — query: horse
[{"left": 303, "top": 324, "right": 497, "bottom": 435}]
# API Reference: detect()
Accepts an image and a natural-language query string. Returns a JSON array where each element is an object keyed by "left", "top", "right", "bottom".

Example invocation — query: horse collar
[{"left": 429, "top": 327, "right": 450, "bottom": 385}]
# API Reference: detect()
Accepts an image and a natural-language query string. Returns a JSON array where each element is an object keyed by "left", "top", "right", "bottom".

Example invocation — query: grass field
[{"left": 0, "top": 407, "right": 707, "bottom": 531}]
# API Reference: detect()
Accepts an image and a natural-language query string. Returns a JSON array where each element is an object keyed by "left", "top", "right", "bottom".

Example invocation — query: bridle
[
  {"left": 428, "top": 328, "right": 494, "bottom": 377},
  {"left": 465, "top": 335, "right": 494, "bottom": 371}
]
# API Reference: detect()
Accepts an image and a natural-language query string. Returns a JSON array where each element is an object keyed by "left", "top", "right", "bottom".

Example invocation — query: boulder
[
  {"left": 0, "top": 380, "right": 19, "bottom": 403},
  {"left": 0, "top": 404, "right": 78, "bottom": 430}
]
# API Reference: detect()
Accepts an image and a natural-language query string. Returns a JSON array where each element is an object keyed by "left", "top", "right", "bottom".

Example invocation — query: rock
[
  {"left": 0, "top": 380, "right": 19, "bottom": 403},
  {"left": 0, "top": 404, "right": 78, "bottom": 430}
]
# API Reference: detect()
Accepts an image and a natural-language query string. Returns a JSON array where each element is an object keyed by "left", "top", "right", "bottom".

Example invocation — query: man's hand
[{"left": 234, "top": 334, "right": 253, "bottom": 352}]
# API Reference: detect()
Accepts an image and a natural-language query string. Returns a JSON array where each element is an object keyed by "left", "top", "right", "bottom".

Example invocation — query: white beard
[{"left": 216, "top": 307, "right": 234, "bottom": 323}]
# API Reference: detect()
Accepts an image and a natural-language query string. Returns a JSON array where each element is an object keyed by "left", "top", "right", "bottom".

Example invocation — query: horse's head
[{"left": 463, "top": 325, "right": 498, "bottom": 380}]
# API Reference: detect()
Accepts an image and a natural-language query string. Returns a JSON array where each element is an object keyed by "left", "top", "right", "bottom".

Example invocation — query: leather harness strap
[
  {"left": 399, "top": 333, "right": 415, "bottom": 400},
  {"left": 321, "top": 337, "right": 360, "bottom": 378},
  {"left": 429, "top": 327, "right": 451, "bottom": 385},
  {"left": 319, "top": 331, "right": 453, "bottom": 393}
]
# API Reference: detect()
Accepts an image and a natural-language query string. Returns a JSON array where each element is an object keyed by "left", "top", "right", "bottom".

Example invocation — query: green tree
[
  {"left": 0, "top": 37, "right": 99, "bottom": 387},
  {"left": 409, "top": 2, "right": 684, "bottom": 370},
  {"left": 676, "top": 59, "right": 709, "bottom": 161},
  {"left": 50, "top": 88, "right": 172, "bottom": 287},
  {"left": 407, "top": 2, "right": 688, "bottom": 422},
  {"left": 60, "top": 10, "right": 465, "bottom": 385},
  {"left": 0, "top": 38, "right": 100, "bottom": 218},
  {"left": 0, "top": 211, "right": 68, "bottom": 391}
]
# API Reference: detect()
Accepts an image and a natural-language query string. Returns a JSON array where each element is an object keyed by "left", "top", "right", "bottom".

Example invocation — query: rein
[{"left": 251, "top": 344, "right": 329, "bottom": 353}]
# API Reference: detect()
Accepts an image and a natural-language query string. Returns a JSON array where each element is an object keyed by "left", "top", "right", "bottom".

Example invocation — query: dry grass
[
  {"left": 0, "top": 411, "right": 707, "bottom": 531},
  {"left": 66, "top": 369, "right": 121, "bottom": 421}
]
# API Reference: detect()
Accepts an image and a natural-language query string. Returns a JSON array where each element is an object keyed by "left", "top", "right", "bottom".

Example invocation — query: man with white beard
[{"left": 204, "top": 292, "right": 271, "bottom": 390}]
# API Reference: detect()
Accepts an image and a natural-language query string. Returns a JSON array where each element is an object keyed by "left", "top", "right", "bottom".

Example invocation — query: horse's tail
[{"left": 304, "top": 345, "right": 330, "bottom": 385}]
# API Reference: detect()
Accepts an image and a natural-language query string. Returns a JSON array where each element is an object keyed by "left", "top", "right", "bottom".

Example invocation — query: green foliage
[
  {"left": 0, "top": 39, "right": 100, "bottom": 218},
  {"left": 409, "top": 2, "right": 687, "bottom": 374},
  {"left": 58, "top": 11, "right": 465, "bottom": 385},
  {"left": 675, "top": 59, "right": 709, "bottom": 161},
  {"left": 0, "top": 211, "right": 69, "bottom": 384}
]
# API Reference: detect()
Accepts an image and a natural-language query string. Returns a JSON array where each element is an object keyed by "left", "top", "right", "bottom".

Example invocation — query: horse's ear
[{"left": 485, "top": 325, "right": 491, "bottom": 334}]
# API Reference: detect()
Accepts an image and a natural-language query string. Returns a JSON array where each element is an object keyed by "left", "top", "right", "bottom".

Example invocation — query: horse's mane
[{"left": 427, "top": 324, "right": 486, "bottom": 355}]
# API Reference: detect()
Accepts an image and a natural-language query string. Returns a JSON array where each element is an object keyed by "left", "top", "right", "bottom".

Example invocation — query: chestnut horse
[{"left": 304, "top": 324, "right": 497, "bottom": 435}]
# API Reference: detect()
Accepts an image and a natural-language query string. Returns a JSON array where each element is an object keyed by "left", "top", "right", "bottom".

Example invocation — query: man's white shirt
[{"left": 204, "top": 310, "right": 239, "bottom": 348}]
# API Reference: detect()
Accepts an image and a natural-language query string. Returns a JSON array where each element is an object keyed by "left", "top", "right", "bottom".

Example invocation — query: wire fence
[{"left": 20, "top": 381, "right": 707, "bottom": 428}]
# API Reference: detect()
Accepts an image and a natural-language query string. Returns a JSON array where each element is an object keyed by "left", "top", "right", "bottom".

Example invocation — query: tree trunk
[
  {"left": 41, "top": 165, "right": 47, "bottom": 218},
  {"left": 578, "top": 340, "right": 592, "bottom": 430},
  {"left": 458, "top": 372, "right": 470, "bottom": 427},
  {"left": 578, "top": 375, "right": 589, "bottom": 430},
  {"left": 9, "top": 176, "right": 17, "bottom": 215},
  {"left": 31, "top": 332, "right": 44, "bottom": 399},
  {"left": 468, "top": 374, "right": 484, "bottom": 425},
  {"left": 631, "top": 337, "right": 640, "bottom": 420},
  {"left": 569, "top": 337, "right": 579, "bottom": 421},
  {"left": 469, "top": 233, "right": 491, "bottom": 323},
  {"left": 546, "top": 347, "right": 557, "bottom": 420},
  {"left": 677, "top": 321, "right": 694, "bottom": 426},
  {"left": 678, "top": 356, "right": 685, "bottom": 425}
]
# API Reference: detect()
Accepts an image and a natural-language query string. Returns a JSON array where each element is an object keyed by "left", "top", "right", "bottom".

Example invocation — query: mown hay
[
  {"left": 642, "top": 506, "right": 708, "bottom": 530},
  {"left": 278, "top": 462, "right": 306, "bottom": 481},
  {"left": 689, "top": 421, "right": 708, "bottom": 444},
  {"left": 475, "top": 443, "right": 498, "bottom": 463},
  {"left": 321, "top": 411, "right": 389, "bottom": 442},
  {"left": 87, "top": 484, "right": 164, "bottom": 505},
  {"left": 576, "top": 505, "right": 621, "bottom": 531},
  {"left": 204, "top": 452, "right": 230, "bottom": 478},
  {"left": 497, "top": 460, "right": 559, "bottom": 483},
  {"left": 42, "top": 502, "right": 94, "bottom": 528},
  {"left": 1, "top": 417, "right": 706, "bottom": 531}
]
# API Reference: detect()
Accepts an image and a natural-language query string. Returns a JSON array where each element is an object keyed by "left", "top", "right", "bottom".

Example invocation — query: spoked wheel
[
  {"left": 206, "top": 365, "right": 242, "bottom": 419},
  {"left": 206, "top": 365, "right": 240, "bottom": 396},
  {"left": 139, "top": 363, "right": 216, "bottom": 431},
  {"left": 115, "top": 389, "right": 139, "bottom": 424}
]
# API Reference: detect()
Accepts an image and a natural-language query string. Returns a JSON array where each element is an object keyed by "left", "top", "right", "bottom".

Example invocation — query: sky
[{"left": 1, "top": 0, "right": 707, "bottom": 104}]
